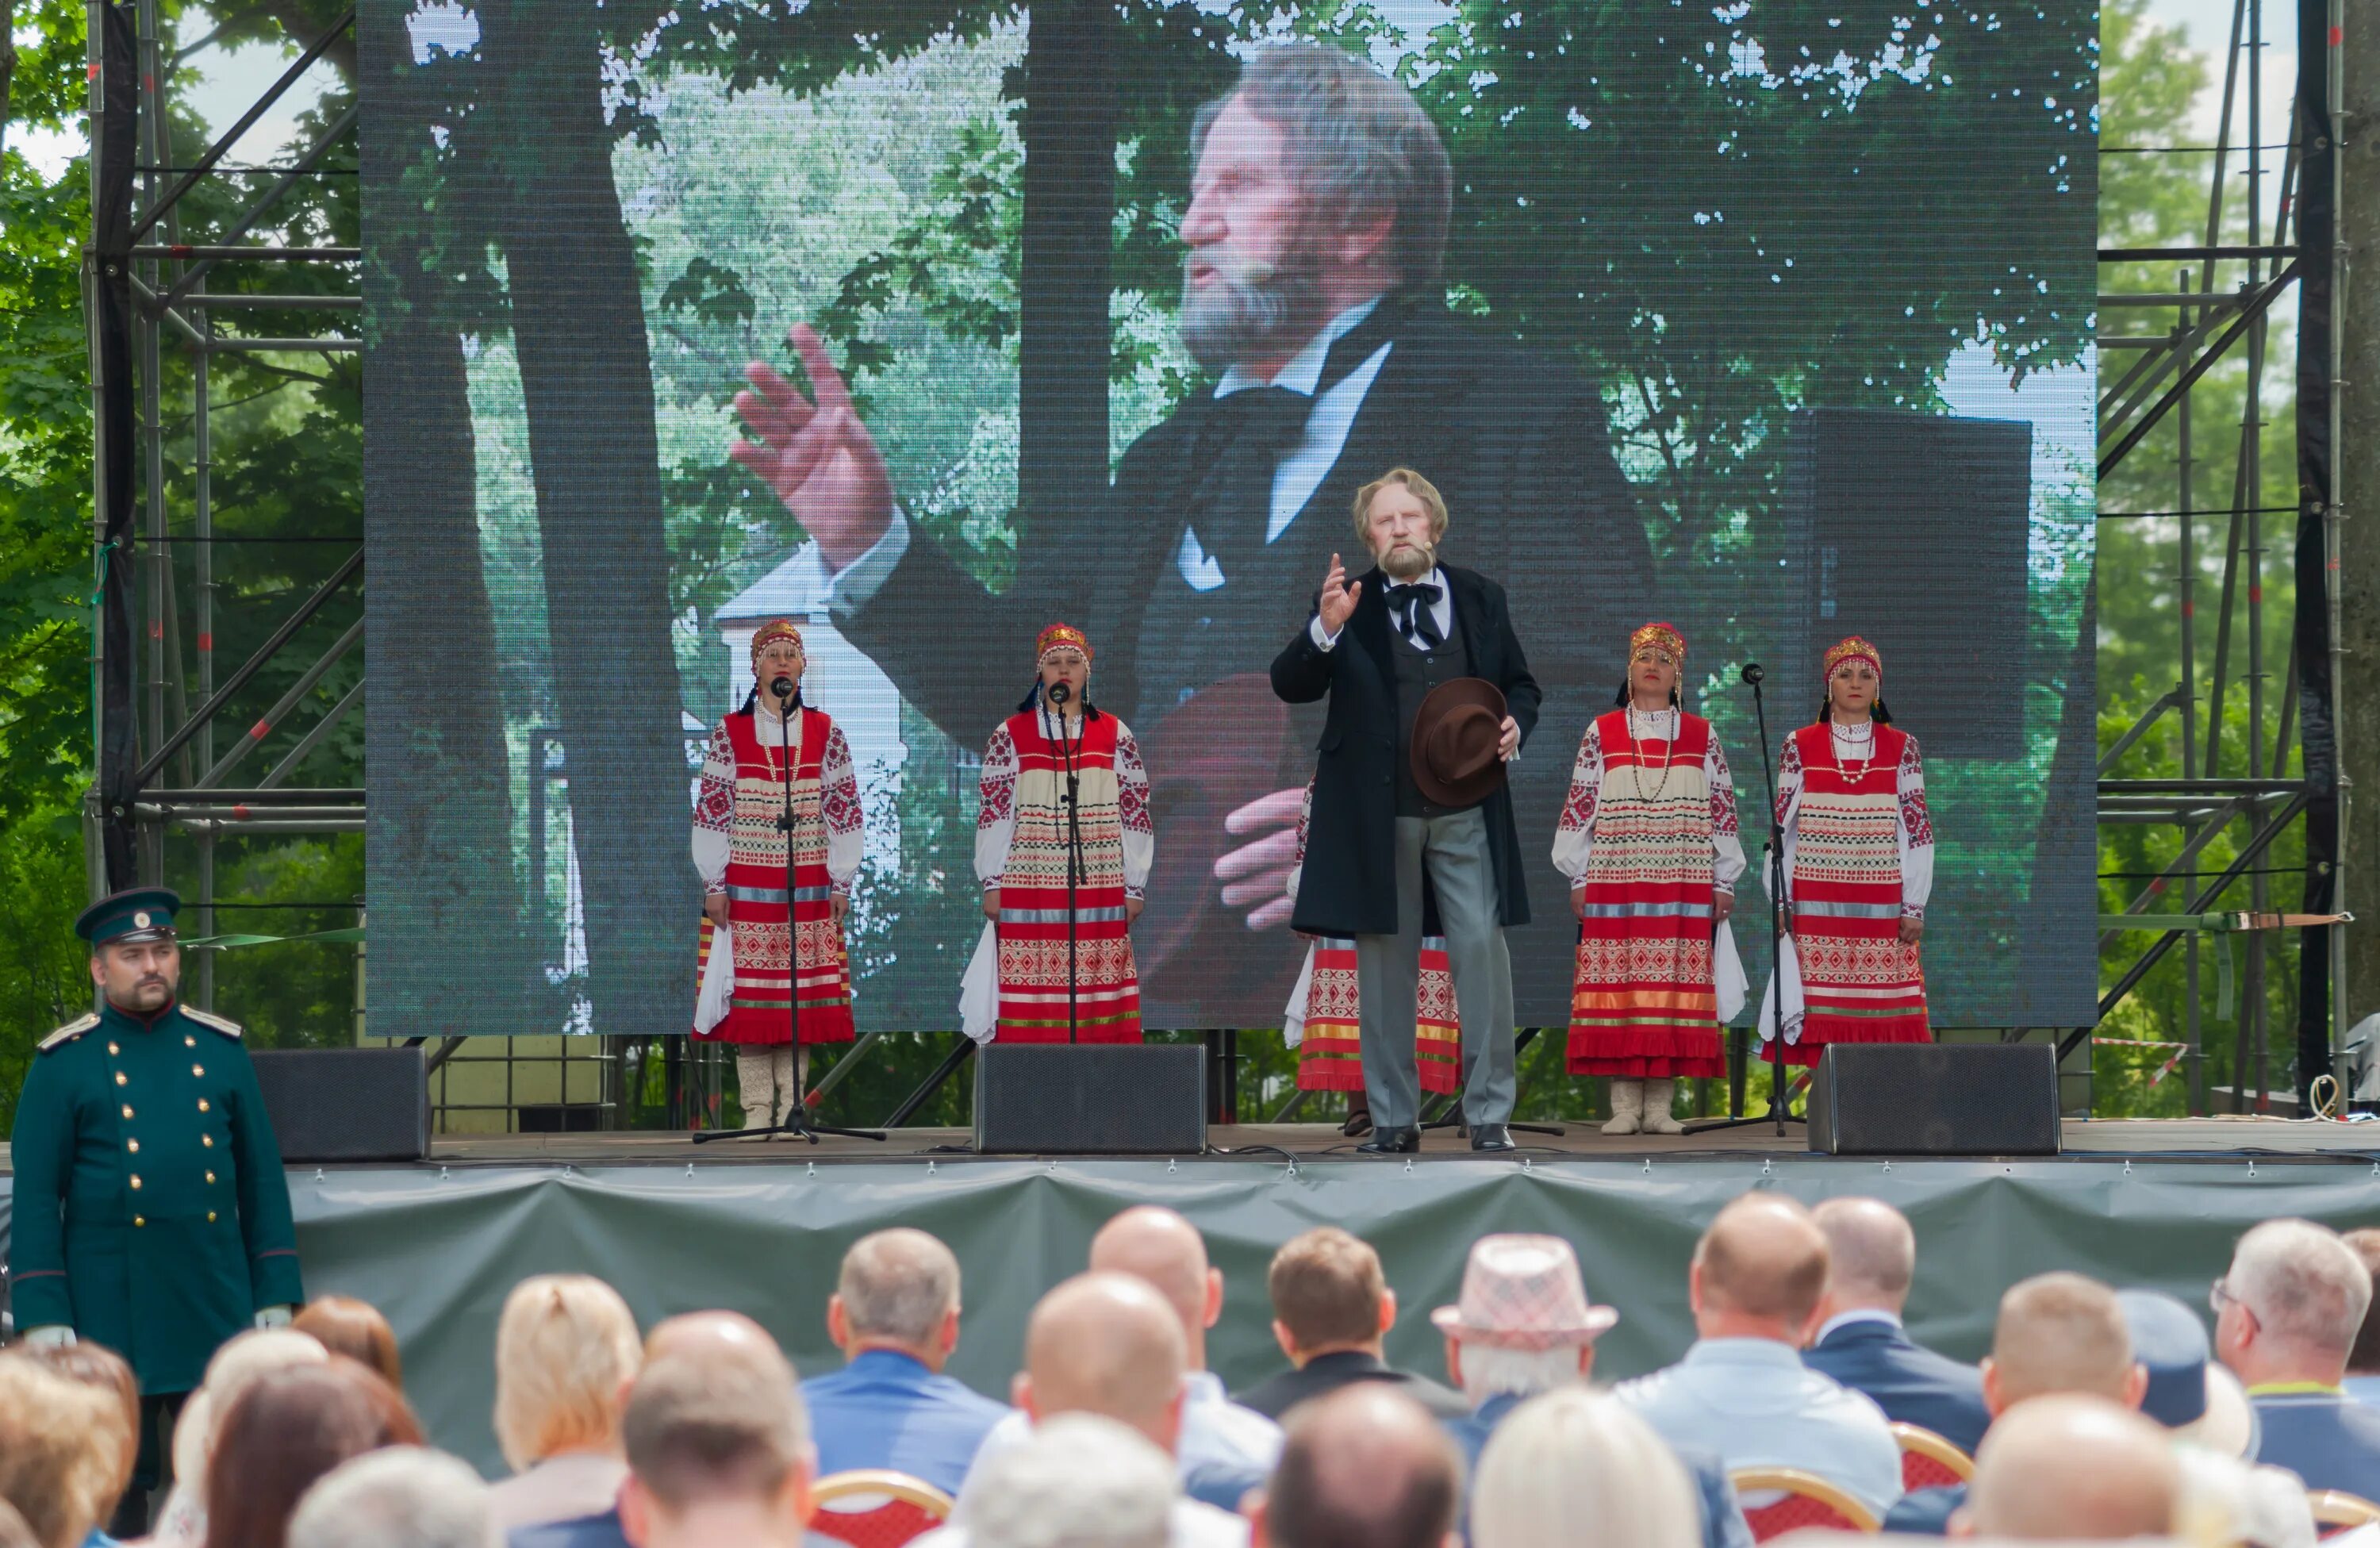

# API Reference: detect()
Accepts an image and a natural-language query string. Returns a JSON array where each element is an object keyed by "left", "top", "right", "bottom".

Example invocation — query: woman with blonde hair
[
  {"left": 150, "top": 1328, "right": 331, "bottom": 1548},
  {"left": 1471, "top": 1389, "right": 1702, "bottom": 1548},
  {"left": 485, "top": 1273, "right": 644, "bottom": 1532}
]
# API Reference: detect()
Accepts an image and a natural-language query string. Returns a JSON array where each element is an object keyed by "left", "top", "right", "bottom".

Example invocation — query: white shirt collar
[
  {"left": 1215, "top": 296, "right": 1384, "bottom": 399},
  {"left": 1815, "top": 1308, "right": 1905, "bottom": 1344}
]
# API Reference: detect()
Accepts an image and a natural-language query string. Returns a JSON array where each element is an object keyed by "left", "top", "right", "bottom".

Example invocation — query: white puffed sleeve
[
  {"left": 974, "top": 723, "right": 1019, "bottom": 889},
  {"left": 820, "top": 721, "right": 864, "bottom": 890},
  {"left": 1114, "top": 723, "right": 1154, "bottom": 899},
  {"left": 1765, "top": 732, "right": 1806, "bottom": 902},
  {"left": 1550, "top": 720, "right": 1604, "bottom": 882},
  {"left": 1708, "top": 736, "right": 1747, "bottom": 893},
  {"left": 692, "top": 721, "right": 735, "bottom": 891},
  {"left": 1897, "top": 732, "right": 1935, "bottom": 918}
]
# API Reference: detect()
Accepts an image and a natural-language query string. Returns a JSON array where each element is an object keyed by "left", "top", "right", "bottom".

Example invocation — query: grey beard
[
  {"left": 1178, "top": 259, "right": 1325, "bottom": 372},
  {"left": 1380, "top": 542, "right": 1436, "bottom": 581}
]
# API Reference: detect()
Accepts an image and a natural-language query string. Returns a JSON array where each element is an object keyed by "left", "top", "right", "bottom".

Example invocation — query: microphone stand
[
  {"left": 1686, "top": 664, "right": 1797, "bottom": 1139},
  {"left": 1047, "top": 687, "right": 1084, "bottom": 1045},
  {"left": 695, "top": 683, "right": 883, "bottom": 1145}
]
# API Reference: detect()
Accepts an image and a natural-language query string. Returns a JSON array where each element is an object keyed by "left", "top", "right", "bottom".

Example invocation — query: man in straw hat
[
  {"left": 1271, "top": 467, "right": 1536, "bottom": 1154},
  {"left": 10, "top": 886, "right": 303, "bottom": 1529},
  {"left": 692, "top": 617, "right": 863, "bottom": 1129},
  {"left": 1433, "top": 1234, "right": 1751, "bottom": 1548},
  {"left": 961, "top": 624, "right": 1155, "bottom": 1044}
]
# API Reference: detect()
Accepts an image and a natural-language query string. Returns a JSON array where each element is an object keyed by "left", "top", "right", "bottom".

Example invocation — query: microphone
[
  {"left": 770, "top": 675, "right": 796, "bottom": 701},
  {"left": 1047, "top": 682, "right": 1072, "bottom": 705},
  {"left": 1740, "top": 663, "right": 1764, "bottom": 687}
]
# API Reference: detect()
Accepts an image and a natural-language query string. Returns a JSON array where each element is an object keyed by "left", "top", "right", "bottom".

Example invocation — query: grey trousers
[{"left": 1354, "top": 808, "right": 1518, "bottom": 1129}]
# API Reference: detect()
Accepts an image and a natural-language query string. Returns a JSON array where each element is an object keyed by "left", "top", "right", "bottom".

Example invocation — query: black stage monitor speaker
[
  {"left": 974, "top": 1045, "right": 1207, "bottom": 1155},
  {"left": 1807, "top": 1043, "right": 2060, "bottom": 1156},
  {"left": 251, "top": 1048, "right": 430, "bottom": 1163}
]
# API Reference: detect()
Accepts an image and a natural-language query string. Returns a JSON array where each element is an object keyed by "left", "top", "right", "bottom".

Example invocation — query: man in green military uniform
[{"left": 10, "top": 886, "right": 303, "bottom": 1529}]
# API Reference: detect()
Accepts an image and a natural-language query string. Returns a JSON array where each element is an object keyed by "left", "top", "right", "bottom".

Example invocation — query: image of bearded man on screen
[{"left": 727, "top": 40, "right": 1653, "bottom": 1023}]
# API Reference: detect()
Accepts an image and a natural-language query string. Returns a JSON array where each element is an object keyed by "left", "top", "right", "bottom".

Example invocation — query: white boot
[
  {"left": 1641, "top": 1077, "right": 1684, "bottom": 1135},
  {"left": 771, "top": 1046, "right": 801, "bottom": 1131},
  {"left": 1601, "top": 1078, "right": 1644, "bottom": 1135},
  {"left": 735, "top": 1050, "right": 775, "bottom": 1131}
]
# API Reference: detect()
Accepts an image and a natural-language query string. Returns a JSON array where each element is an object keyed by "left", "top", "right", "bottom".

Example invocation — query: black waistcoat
[{"left": 1391, "top": 617, "right": 1474, "bottom": 817}]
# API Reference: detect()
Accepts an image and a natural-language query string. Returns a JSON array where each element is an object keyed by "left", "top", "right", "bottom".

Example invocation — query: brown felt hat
[{"left": 1411, "top": 677, "right": 1508, "bottom": 808}]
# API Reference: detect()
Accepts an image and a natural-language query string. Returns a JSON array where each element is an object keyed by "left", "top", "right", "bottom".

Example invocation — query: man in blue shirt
[
  {"left": 2340, "top": 1228, "right": 2380, "bottom": 1406},
  {"left": 1802, "top": 1198, "right": 1988, "bottom": 1455},
  {"left": 2217, "top": 1218, "right": 2380, "bottom": 1498},
  {"left": 800, "top": 1229, "right": 1011, "bottom": 1496}
]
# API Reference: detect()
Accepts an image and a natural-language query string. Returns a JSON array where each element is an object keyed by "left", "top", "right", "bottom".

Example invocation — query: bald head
[
  {"left": 1813, "top": 1198, "right": 1916, "bottom": 1315},
  {"left": 1259, "top": 1385, "right": 1460, "bottom": 1548},
  {"left": 645, "top": 1310, "right": 782, "bottom": 1367},
  {"left": 1692, "top": 1194, "right": 1829, "bottom": 1340},
  {"left": 1091, "top": 1207, "right": 1220, "bottom": 1367},
  {"left": 1964, "top": 1396, "right": 2179, "bottom": 1540},
  {"left": 1987, "top": 1273, "right": 2140, "bottom": 1411},
  {"left": 1019, "top": 1273, "right": 1189, "bottom": 1452}
]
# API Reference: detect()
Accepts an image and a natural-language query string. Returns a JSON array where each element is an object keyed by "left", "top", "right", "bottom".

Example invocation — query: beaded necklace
[
  {"left": 1830, "top": 715, "right": 1878, "bottom": 784},
  {"left": 1623, "top": 704, "right": 1680, "bottom": 801}
]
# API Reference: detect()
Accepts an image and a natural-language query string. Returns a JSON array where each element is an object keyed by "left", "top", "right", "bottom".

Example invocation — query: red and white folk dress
[
  {"left": 691, "top": 704, "right": 862, "bottom": 1044},
  {"left": 961, "top": 707, "right": 1154, "bottom": 1043},
  {"left": 1760, "top": 720, "right": 1934, "bottom": 1062},
  {"left": 1280, "top": 778, "right": 1463, "bottom": 1095},
  {"left": 1553, "top": 708, "right": 1748, "bottom": 1077}
]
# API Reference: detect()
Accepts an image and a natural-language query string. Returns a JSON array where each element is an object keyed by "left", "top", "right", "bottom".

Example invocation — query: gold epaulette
[
  {"left": 182, "top": 1006, "right": 244, "bottom": 1040},
  {"left": 36, "top": 1012, "right": 100, "bottom": 1054}
]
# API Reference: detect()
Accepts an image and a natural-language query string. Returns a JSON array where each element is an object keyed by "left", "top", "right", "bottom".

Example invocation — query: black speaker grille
[
  {"left": 251, "top": 1049, "right": 430, "bottom": 1163},
  {"left": 1809, "top": 1043, "right": 2059, "bottom": 1156},
  {"left": 973, "top": 1046, "right": 1207, "bottom": 1155}
]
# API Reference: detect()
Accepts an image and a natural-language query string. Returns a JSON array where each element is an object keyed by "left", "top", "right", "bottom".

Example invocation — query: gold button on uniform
[
  {"left": 192, "top": 1065, "right": 205, "bottom": 1077},
  {"left": 202, "top": 1135, "right": 213, "bottom": 1148},
  {"left": 126, "top": 1139, "right": 139, "bottom": 1154},
  {"left": 205, "top": 1171, "right": 216, "bottom": 1185},
  {"left": 184, "top": 1035, "right": 196, "bottom": 1047},
  {"left": 197, "top": 1099, "right": 209, "bottom": 1112},
  {"left": 133, "top": 1216, "right": 144, "bottom": 1228},
  {"left": 207, "top": 1212, "right": 217, "bottom": 1223},
  {"left": 108, "top": 1042, "right": 119, "bottom": 1054},
  {"left": 121, "top": 1105, "right": 133, "bottom": 1120},
  {"left": 129, "top": 1175, "right": 141, "bottom": 1189},
  {"left": 114, "top": 1072, "right": 126, "bottom": 1086}
]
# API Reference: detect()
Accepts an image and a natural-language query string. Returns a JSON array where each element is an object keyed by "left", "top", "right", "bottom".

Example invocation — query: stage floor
[{"left": 345, "top": 1114, "right": 2380, "bottom": 1166}]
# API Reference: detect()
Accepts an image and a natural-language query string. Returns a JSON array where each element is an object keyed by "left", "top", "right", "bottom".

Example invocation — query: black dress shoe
[
  {"left": 1340, "top": 1109, "right": 1374, "bottom": 1138},
  {"left": 1470, "top": 1124, "right": 1516, "bottom": 1152},
  {"left": 1356, "top": 1125, "right": 1422, "bottom": 1154}
]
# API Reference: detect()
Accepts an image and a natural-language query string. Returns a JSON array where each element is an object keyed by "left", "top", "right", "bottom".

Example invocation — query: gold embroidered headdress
[
  {"left": 1823, "top": 635, "right": 1883, "bottom": 683},
  {"left": 749, "top": 618, "right": 804, "bottom": 660},
  {"left": 1630, "top": 621, "right": 1687, "bottom": 663},
  {"left": 1036, "top": 622, "right": 1092, "bottom": 663}
]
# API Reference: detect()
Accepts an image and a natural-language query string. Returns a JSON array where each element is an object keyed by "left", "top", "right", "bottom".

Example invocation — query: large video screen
[{"left": 360, "top": 0, "right": 2097, "bottom": 1038}]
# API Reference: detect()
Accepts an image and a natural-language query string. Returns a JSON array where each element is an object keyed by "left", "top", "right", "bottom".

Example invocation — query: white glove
[
  {"left": 24, "top": 1324, "right": 76, "bottom": 1348},
  {"left": 254, "top": 1304, "right": 294, "bottom": 1329}
]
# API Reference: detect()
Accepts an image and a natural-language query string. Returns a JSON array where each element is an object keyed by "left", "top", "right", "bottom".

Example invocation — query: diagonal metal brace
[
  {"left": 160, "top": 102, "right": 361, "bottom": 309},
  {"left": 2098, "top": 260, "right": 2299, "bottom": 479}
]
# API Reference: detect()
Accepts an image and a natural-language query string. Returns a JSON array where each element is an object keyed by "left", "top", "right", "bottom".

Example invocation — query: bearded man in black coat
[{"left": 728, "top": 42, "right": 1653, "bottom": 1025}]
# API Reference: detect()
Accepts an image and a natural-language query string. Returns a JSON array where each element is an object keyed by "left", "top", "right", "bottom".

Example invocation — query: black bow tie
[{"left": 1386, "top": 581, "right": 1445, "bottom": 649}]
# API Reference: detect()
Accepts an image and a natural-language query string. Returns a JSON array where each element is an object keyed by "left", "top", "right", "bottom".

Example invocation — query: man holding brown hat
[{"left": 1270, "top": 467, "right": 1537, "bottom": 1153}]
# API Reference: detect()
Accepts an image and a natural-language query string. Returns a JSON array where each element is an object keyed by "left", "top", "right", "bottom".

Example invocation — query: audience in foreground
[
  {"left": 1802, "top": 1197, "right": 1990, "bottom": 1454},
  {"left": 1471, "top": 1388, "right": 1700, "bottom": 1548},
  {"left": 287, "top": 1447, "right": 493, "bottom": 1548},
  {"left": 0, "top": 1501, "right": 37, "bottom": 1548},
  {"left": 0, "top": 1354, "right": 132, "bottom": 1548},
  {"left": 2217, "top": 1217, "right": 2380, "bottom": 1498},
  {"left": 1434, "top": 1234, "right": 1748, "bottom": 1548},
  {"left": 1246, "top": 1385, "right": 1461, "bottom": 1548},
  {"left": 2121, "top": 1289, "right": 2316, "bottom": 1548},
  {"left": 1960, "top": 1394, "right": 2182, "bottom": 1539},
  {"left": 928, "top": 1415, "right": 1176, "bottom": 1548},
  {"left": 1238, "top": 1227, "right": 1467, "bottom": 1421},
  {"left": 617, "top": 1345, "right": 818, "bottom": 1548},
  {"left": 293, "top": 1295, "right": 406, "bottom": 1391},
  {"left": 487, "top": 1273, "right": 646, "bottom": 1533},
  {"left": 152, "top": 1327, "right": 333, "bottom": 1548},
  {"left": 2342, "top": 1227, "right": 2380, "bottom": 1405},
  {"left": 201, "top": 1358, "right": 424, "bottom": 1548},
  {"left": 20, "top": 1341, "right": 141, "bottom": 1544},
  {"left": 1614, "top": 1193, "right": 1903, "bottom": 1518},
  {"left": 803, "top": 1228, "right": 1010, "bottom": 1496}
]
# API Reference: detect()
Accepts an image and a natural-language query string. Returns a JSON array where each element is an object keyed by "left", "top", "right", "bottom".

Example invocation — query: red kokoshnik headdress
[
  {"left": 1823, "top": 635, "right": 1883, "bottom": 683},
  {"left": 749, "top": 618, "right": 804, "bottom": 660},
  {"left": 1630, "top": 621, "right": 1687, "bottom": 663},
  {"left": 1036, "top": 622, "right": 1093, "bottom": 664}
]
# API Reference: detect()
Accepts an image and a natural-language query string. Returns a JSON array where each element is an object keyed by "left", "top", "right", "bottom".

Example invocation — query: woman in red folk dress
[
  {"left": 1760, "top": 634, "right": 1935, "bottom": 1064},
  {"left": 1553, "top": 623, "right": 1747, "bottom": 1135},
  {"left": 691, "top": 619, "right": 863, "bottom": 1130},
  {"left": 961, "top": 624, "right": 1154, "bottom": 1043}
]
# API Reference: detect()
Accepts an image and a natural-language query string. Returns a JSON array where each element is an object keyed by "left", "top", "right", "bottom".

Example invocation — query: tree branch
[{"left": 0, "top": 0, "right": 19, "bottom": 156}]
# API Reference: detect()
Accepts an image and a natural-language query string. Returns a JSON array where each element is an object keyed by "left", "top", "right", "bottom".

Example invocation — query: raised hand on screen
[
  {"left": 729, "top": 324, "right": 894, "bottom": 574},
  {"left": 1215, "top": 787, "right": 1304, "bottom": 931}
]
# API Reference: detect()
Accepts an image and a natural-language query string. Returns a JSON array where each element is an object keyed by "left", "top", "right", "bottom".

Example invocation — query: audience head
[
  {"left": 1983, "top": 1272, "right": 2145, "bottom": 1414},
  {"left": 494, "top": 1272, "right": 645, "bottom": 1473},
  {"left": 1253, "top": 1385, "right": 1461, "bottom": 1548},
  {"left": 21, "top": 1340, "right": 140, "bottom": 1523},
  {"left": 1469, "top": 1388, "right": 1699, "bottom": 1548},
  {"left": 1018, "top": 1273, "right": 1190, "bottom": 1456},
  {"left": 1960, "top": 1394, "right": 2181, "bottom": 1540},
  {"left": 963, "top": 1414, "right": 1176, "bottom": 1548},
  {"left": 293, "top": 1295, "right": 404, "bottom": 1389},
  {"left": 1687, "top": 1193, "right": 1829, "bottom": 1344},
  {"left": 2343, "top": 1227, "right": 2380, "bottom": 1377},
  {"left": 619, "top": 1337, "right": 815, "bottom": 1548},
  {"left": 0, "top": 1353, "right": 133, "bottom": 1548},
  {"left": 202, "top": 1358, "right": 424, "bottom": 1548},
  {"left": 2219, "top": 1219, "right": 2374, "bottom": 1388},
  {"left": 1811, "top": 1197, "right": 1918, "bottom": 1319},
  {"left": 286, "top": 1446, "right": 492, "bottom": 1548},
  {"left": 0, "top": 1500, "right": 36, "bottom": 1548},
  {"left": 1091, "top": 1206, "right": 1223, "bottom": 1369},
  {"left": 830, "top": 1227, "right": 965, "bottom": 1372},
  {"left": 2117, "top": 1288, "right": 2260, "bottom": 1456},
  {"left": 172, "top": 1327, "right": 333, "bottom": 1509},
  {"left": 1431, "top": 1235, "right": 1615, "bottom": 1406},
  {"left": 645, "top": 1308, "right": 777, "bottom": 1363},
  {"left": 1268, "top": 1226, "right": 1395, "bottom": 1367}
]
